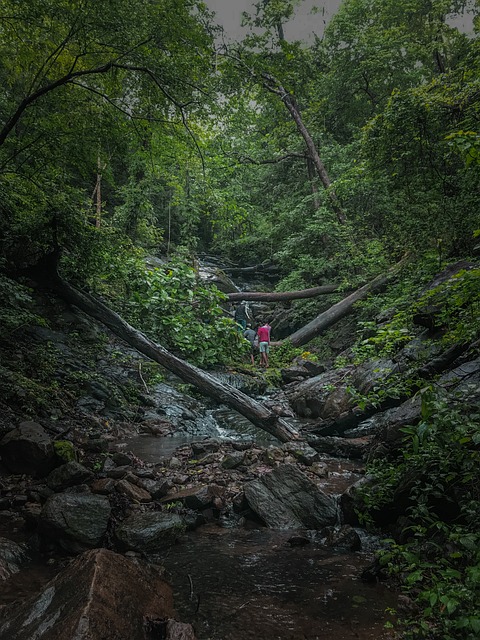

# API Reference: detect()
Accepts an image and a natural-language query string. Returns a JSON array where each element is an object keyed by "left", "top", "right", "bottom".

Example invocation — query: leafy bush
[
  {"left": 358, "top": 389, "right": 480, "bottom": 639},
  {"left": 96, "top": 255, "right": 245, "bottom": 367}
]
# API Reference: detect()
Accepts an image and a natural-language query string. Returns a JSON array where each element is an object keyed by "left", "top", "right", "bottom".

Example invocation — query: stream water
[
  {"left": 158, "top": 526, "right": 397, "bottom": 640},
  {"left": 124, "top": 403, "right": 398, "bottom": 640}
]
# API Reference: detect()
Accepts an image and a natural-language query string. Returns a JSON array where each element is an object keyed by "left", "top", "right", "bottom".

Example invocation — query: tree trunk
[
  {"left": 228, "top": 284, "right": 342, "bottom": 302},
  {"left": 306, "top": 155, "right": 321, "bottom": 211},
  {"left": 223, "top": 263, "right": 279, "bottom": 276},
  {"left": 286, "top": 273, "right": 390, "bottom": 347},
  {"left": 277, "top": 87, "right": 347, "bottom": 225},
  {"left": 48, "top": 274, "right": 298, "bottom": 443}
]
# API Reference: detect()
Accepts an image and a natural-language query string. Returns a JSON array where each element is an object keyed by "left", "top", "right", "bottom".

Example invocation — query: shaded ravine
[{"left": 123, "top": 397, "right": 398, "bottom": 640}]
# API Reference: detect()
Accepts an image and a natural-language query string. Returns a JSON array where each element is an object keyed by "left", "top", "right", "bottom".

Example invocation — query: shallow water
[{"left": 159, "top": 526, "right": 397, "bottom": 640}]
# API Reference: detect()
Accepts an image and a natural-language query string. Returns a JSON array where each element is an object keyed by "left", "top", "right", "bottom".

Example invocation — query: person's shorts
[{"left": 259, "top": 341, "right": 269, "bottom": 353}]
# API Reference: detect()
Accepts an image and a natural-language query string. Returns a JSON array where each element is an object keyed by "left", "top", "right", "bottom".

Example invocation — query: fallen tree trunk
[
  {"left": 227, "top": 284, "right": 342, "bottom": 302},
  {"left": 222, "top": 263, "right": 279, "bottom": 276},
  {"left": 285, "top": 259, "right": 409, "bottom": 347},
  {"left": 47, "top": 273, "right": 298, "bottom": 443}
]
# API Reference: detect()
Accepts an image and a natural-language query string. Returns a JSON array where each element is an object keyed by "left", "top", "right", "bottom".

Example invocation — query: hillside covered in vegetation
[{"left": 0, "top": 1, "right": 479, "bottom": 638}]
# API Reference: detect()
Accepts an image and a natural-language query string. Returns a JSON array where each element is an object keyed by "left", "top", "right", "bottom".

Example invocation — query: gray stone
[
  {"left": 244, "top": 464, "right": 337, "bottom": 530},
  {"left": 46, "top": 461, "right": 94, "bottom": 491},
  {"left": 0, "top": 422, "right": 56, "bottom": 476},
  {"left": 281, "top": 442, "right": 319, "bottom": 466},
  {"left": 116, "top": 479, "right": 151, "bottom": 503},
  {"left": 285, "top": 368, "right": 354, "bottom": 419},
  {"left": 135, "top": 478, "right": 172, "bottom": 499},
  {"left": 40, "top": 493, "right": 111, "bottom": 552},
  {"left": 351, "top": 358, "right": 399, "bottom": 396},
  {"left": 114, "top": 512, "right": 185, "bottom": 553},
  {"left": 221, "top": 451, "right": 245, "bottom": 469}
]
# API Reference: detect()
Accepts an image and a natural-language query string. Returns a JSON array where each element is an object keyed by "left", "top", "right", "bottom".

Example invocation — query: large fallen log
[
  {"left": 227, "top": 284, "right": 341, "bottom": 302},
  {"left": 285, "top": 259, "right": 407, "bottom": 347},
  {"left": 222, "top": 263, "right": 280, "bottom": 276},
  {"left": 47, "top": 273, "right": 298, "bottom": 443}
]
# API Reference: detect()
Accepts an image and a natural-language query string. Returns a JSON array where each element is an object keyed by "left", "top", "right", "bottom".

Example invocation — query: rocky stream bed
[{"left": 0, "top": 262, "right": 478, "bottom": 639}]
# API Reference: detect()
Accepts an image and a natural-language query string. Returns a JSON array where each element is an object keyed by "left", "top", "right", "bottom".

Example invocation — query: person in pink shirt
[{"left": 256, "top": 321, "right": 271, "bottom": 368}]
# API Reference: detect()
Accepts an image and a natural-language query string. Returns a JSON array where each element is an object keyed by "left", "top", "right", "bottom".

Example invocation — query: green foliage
[
  {"left": 0, "top": 272, "right": 47, "bottom": 335},
  {"left": 417, "top": 268, "right": 480, "bottom": 345},
  {"left": 352, "top": 266, "right": 480, "bottom": 365},
  {"left": 96, "top": 254, "right": 244, "bottom": 366},
  {"left": 54, "top": 440, "right": 77, "bottom": 463},
  {"left": 358, "top": 390, "right": 480, "bottom": 639}
]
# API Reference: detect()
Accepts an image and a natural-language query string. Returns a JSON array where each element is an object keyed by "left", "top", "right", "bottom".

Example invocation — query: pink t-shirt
[{"left": 257, "top": 325, "right": 270, "bottom": 343}]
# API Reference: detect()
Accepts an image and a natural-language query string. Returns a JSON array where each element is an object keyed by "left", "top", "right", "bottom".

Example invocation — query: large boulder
[
  {"left": 244, "top": 464, "right": 337, "bottom": 530},
  {"left": 40, "top": 493, "right": 111, "bottom": 552},
  {"left": 350, "top": 359, "right": 399, "bottom": 396},
  {"left": 285, "top": 368, "right": 354, "bottom": 419},
  {"left": 0, "top": 548, "right": 191, "bottom": 640},
  {"left": 0, "top": 422, "right": 56, "bottom": 476},
  {"left": 114, "top": 512, "right": 185, "bottom": 553},
  {"left": 46, "top": 461, "right": 94, "bottom": 491}
]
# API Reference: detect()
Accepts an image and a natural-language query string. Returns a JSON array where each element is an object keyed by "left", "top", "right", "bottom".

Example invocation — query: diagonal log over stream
[{"left": 47, "top": 273, "right": 299, "bottom": 443}]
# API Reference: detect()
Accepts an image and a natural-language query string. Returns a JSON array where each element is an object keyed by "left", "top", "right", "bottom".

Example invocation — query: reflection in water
[{"left": 159, "top": 526, "right": 396, "bottom": 640}]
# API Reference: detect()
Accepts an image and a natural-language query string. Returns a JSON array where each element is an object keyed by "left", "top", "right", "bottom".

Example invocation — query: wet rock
[
  {"left": 64, "top": 484, "right": 91, "bottom": 494},
  {"left": 116, "top": 479, "right": 152, "bottom": 503},
  {"left": 197, "top": 452, "right": 220, "bottom": 465},
  {"left": 0, "top": 537, "right": 28, "bottom": 581},
  {"left": 107, "top": 465, "right": 130, "bottom": 479},
  {"left": 114, "top": 512, "right": 185, "bottom": 553},
  {"left": 83, "top": 436, "right": 109, "bottom": 453},
  {"left": 261, "top": 446, "right": 285, "bottom": 465},
  {"left": 368, "top": 398, "right": 422, "bottom": 460},
  {"left": 281, "top": 367, "right": 311, "bottom": 383},
  {"left": 169, "top": 457, "right": 182, "bottom": 469},
  {"left": 339, "top": 477, "right": 373, "bottom": 526},
  {"left": 46, "top": 461, "right": 94, "bottom": 491},
  {"left": 321, "top": 525, "right": 362, "bottom": 551},
  {"left": 309, "top": 462, "right": 329, "bottom": 478},
  {"left": 309, "top": 436, "right": 369, "bottom": 459},
  {"left": 0, "top": 422, "right": 56, "bottom": 476},
  {"left": 40, "top": 493, "right": 111, "bottom": 552},
  {"left": 103, "top": 456, "right": 117, "bottom": 472},
  {"left": 222, "top": 451, "right": 245, "bottom": 469},
  {"left": 244, "top": 464, "right": 337, "bottom": 530},
  {"left": 0, "top": 548, "right": 176, "bottom": 640},
  {"left": 162, "top": 485, "right": 225, "bottom": 510},
  {"left": 282, "top": 442, "right": 319, "bottom": 466},
  {"left": 282, "top": 357, "right": 327, "bottom": 383},
  {"left": 198, "top": 264, "right": 238, "bottom": 293},
  {"left": 351, "top": 359, "right": 399, "bottom": 396},
  {"left": 191, "top": 440, "right": 221, "bottom": 455},
  {"left": 135, "top": 478, "right": 172, "bottom": 499},
  {"left": 165, "top": 619, "right": 196, "bottom": 639},
  {"left": 361, "top": 557, "right": 389, "bottom": 583},
  {"left": 285, "top": 368, "right": 354, "bottom": 419},
  {"left": 91, "top": 478, "right": 117, "bottom": 495},
  {"left": 112, "top": 452, "right": 133, "bottom": 466}
]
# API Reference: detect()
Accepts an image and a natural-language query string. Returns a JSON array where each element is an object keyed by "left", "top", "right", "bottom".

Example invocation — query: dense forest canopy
[{"left": 0, "top": 0, "right": 478, "bottom": 359}]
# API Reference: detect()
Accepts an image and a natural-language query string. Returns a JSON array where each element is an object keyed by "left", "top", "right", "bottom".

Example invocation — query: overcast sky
[{"left": 204, "top": 0, "right": 342, "bottom": 42}]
